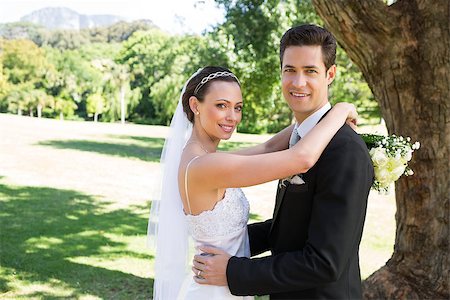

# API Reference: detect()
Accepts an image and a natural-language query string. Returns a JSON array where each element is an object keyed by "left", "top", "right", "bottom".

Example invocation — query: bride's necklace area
[{"left": 185, "top": 141, "right": 210, "bottom": 153}]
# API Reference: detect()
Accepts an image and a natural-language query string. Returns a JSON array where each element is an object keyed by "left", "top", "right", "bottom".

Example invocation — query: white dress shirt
[{"left": 289, "top": 102, "right": 332, "bottom": 148}]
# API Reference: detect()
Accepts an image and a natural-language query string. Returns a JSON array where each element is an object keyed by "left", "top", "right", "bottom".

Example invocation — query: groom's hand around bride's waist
[{"left": 192, "top": 245, "right": 231, "bottom": 286}]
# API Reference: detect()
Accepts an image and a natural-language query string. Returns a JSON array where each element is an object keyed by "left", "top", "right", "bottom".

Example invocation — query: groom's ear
[
  {"left": 326, "top": 64, "right": 336, "bottom": 85},
  {"left": 189, "top": 96, "right": 199, "bottom": 115}
]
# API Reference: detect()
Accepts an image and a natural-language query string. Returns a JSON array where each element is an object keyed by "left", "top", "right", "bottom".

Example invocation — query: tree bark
[{"left": 312, "top": 0, "right": 449, "bottom": 299}]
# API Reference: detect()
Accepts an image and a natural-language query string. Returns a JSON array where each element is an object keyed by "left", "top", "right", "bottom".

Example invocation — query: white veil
[{"left": 147, "top": 71, "right": 200, "bottom": 299}]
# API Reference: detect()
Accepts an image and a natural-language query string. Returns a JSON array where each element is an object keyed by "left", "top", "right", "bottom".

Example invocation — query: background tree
[
  {"left": 0, "top": 39, "right": 52, "bottom": 116},
  {"left": 0, "top": 22, "right": 49, "bottom": 46},
  {"left": 30, "top": 89, "right": 51, "bottom": 118},
  {"left": 44, "top": 43, "right": 119, "bottom": 119},
  {"left": 117, "top": 29, "right": 230, "bottom": 125},
  {"left": 1, "top": 39, "right": 48, "bottom": 85},
  {"left": 52, "top": 96, "right": 77, "bottom": 120},
  {"left": 46, "top": 29, "right": 91, "bottom": 50},
  {"left": 216, "top": 0, "right": 299, "bottom": 132},
  {"left": 86, "top": 93, "right": 105, "bottom": 122},
  {"left": 312, "top": 0, "right": 449, "bottom": 299},
  {"left": 0, "top": 59, "right": 11, "bottom": 112},
  {"left": 91, "top": 58, "right": 133, "bottom": 124},
  {"left": 117, "top": 29, "right": 174, "bottom": 123},
  {"left": 0, "top": 5, "right": 382, "bottom": 132}
]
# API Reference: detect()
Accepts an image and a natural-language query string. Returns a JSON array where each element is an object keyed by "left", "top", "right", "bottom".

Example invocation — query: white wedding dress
[{"left": 177, "top": 158, "right": 254, "bottom": 300}]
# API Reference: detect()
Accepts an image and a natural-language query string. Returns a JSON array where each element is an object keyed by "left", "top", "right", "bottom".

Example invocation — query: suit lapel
[
  {"left": 268, "top": 108, "right": 332, "bottom": 234},
  {"left": 269, "top": 108, "right": 331, "bottom": 233},
  {"left": 270, "top": 180, "right": 290, "bottom": 233}
]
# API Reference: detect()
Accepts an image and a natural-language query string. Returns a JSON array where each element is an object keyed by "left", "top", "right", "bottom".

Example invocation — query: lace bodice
[{"left": 185, "top": 188, "right": 249, "bottom": 240}]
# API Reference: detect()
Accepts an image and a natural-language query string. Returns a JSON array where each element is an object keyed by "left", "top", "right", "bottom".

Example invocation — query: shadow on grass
[
  {"left": 38, "top": 138, "right": 165, "bottom": 162},
  {"left": 38, "top": 135, "right": 258, "bottom": 163},
  {"left": 0, "top": 182, "right": 153, "bottom": 299},
  {"left": 105, "top": 135, "right": 161, "bottom": 144}
]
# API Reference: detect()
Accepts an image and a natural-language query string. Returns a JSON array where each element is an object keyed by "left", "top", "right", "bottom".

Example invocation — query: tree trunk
[
  {"left": 312, "top": 0, "right": 449, "bottom": 299},
  {"left": 37, "top": 104, "right": 42, "bottom": 118},
  {"left": 94, "top": 113, "right": 98, "bottom": 122}
]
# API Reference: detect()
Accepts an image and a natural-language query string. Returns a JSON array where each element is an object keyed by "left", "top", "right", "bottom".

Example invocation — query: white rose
[
  {"left": 374, "top": 166, "right": 391, "bottom": 188},
  {"left": 386, "top": 157, "right": 407, "bottom": 181},
  {"left": 370, "top": 147, "right": 388, "bottom": 167}
]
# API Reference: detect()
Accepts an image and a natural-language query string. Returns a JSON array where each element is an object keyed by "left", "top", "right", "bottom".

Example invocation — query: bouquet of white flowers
[{"left": 361, "top": 134, "right": 420, "bottom": 192}]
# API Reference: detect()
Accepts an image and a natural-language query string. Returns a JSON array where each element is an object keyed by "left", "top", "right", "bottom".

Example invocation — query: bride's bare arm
[
  {"left": 228, "top": 124, "right": 294, "bottom": 155},
  {"left": 190, "top": 103, "right": 357, "bottom": 189}
]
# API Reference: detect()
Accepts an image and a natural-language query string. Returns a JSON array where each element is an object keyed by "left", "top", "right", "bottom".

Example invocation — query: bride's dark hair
[{"left": 182, "top": 66, "right": 240, "bottom": 123}]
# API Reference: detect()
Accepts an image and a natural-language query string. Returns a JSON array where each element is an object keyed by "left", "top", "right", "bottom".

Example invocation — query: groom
[{"left": 193, "top": 24, "right": 374, "bottom": 299}]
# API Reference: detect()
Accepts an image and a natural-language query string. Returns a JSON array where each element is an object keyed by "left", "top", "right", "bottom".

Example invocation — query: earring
[{"left": 195, "top": 111, "right": 199, "bottom": 115}]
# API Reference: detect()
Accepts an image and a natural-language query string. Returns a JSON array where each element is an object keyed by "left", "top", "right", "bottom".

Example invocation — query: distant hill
[
  {"left": 0, "top": 18, "right": 159, "bottom": 49},
  {"left": 20, "top": 7, "right": 125, "bottom": 30}
]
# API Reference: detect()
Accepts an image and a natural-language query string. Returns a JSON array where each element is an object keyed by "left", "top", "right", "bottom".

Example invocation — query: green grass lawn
[
  {"left": 0, "top": 179, "right": 263, "bottom": 299},
  {"left": 0, "top": 182, "right": 152, "bottom": 299},
  {"left": 37, "top": 135, "right": 256, "bottom": 163},
  {"left": 0, "top": 114, "right": 395, "bottom": 299}
]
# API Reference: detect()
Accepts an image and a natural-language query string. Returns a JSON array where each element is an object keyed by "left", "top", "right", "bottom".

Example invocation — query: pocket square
[
  {"left": 279, "top": 174, "right": 305, "bottom": 188},
  {"left": 290, "top": 175, "right": 305, "bottom": 185}
]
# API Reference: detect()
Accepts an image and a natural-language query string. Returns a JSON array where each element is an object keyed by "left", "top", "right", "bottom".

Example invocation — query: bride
[{"left": 148, "top": 66, "right": 357, "bottom": 299}]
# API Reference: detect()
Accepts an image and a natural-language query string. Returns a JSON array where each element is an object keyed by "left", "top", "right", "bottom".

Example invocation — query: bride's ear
[{"left": 189, "top": 96, "right": 200, "bottom": 115}]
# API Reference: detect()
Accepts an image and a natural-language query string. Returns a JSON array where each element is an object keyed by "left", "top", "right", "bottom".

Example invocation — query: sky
[{"left": 0, "top": 0, "right": 225, "bottom": 34}]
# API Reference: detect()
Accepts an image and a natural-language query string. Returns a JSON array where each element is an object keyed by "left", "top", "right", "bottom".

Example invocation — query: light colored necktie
[{"left": 289, "top": 125, "right": 301, "bottom": 148}]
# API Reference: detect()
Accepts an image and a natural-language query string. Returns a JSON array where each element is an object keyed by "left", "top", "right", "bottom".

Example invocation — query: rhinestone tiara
[{"left": 194, "top": 71, "right": 240, "bottom": 95}]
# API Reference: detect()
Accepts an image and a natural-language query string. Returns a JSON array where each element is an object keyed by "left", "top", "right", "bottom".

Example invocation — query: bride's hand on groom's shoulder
[
  {"left": 192, "top": 245, "right": 231, "bottom": 286},
  {"left": 336, "top": 102, "right": 358, "bottom": 131},
  {"left": 346, "top": 118, "right": 358, "bottom": 131}
]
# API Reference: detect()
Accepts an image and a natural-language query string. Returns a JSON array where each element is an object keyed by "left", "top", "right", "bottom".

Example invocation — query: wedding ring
[{"left": 197, "top": 270, "right": 202, "bottom": 277}]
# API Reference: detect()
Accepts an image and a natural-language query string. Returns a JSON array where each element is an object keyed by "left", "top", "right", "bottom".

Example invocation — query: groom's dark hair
[{"left": 280, "top": 24, "right": 337, "bottom": 71}]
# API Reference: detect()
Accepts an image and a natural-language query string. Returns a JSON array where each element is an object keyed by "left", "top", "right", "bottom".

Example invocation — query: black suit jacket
[{"left": 226, "top": 123, "right": 374, "bottom": 299}]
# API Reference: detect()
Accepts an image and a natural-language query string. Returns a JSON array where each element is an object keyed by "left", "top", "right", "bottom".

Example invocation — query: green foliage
[
  {"left": 86, "top": 93, "right": 106, "bottom": 118},
  {"left": 0, "top": 2, "right": 380, "bottom": 130},
  {"left": 1, "top": 39, "right": 48, "bottom": 84},
  {"left": 0, "top": 20, "right": 157, "bottom": 49},
  {"left": 117, "top": 30, "right": 173, "bottom": 122},
  {"left": 212, "top": 0, "right": 323, "bottom": 133},
  {"left": 0, "top": 22, "right": 49, "bottom": 46},
  {"left": 87, "top": 20, "right": 157, "bottom": 43},
  {"left": 52, "top": 97, "right": 78, "bottom": 120},
  {"left": 214, "top": 0, "right": 380, "bottom": 132},
  {"left": 330, "top": 48, "right": 380, "bottom": 125},
  {"left": 0, "top": 39, "right": 56, "bottom": 116},
  {"left": 90, "top": 58, "right": 136, "bottom": 122},
  {"left": 117, "top": 30, "right": 232, "bottom": 125},
  {"left": 0, "top": 60, "right": 11, "bottom": 112},
  {"left": 214, "top": 0, "right": 287, "bottom": 133},
  {"left": 150, "top": 73, "right": 185, "bottom": 125}
]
